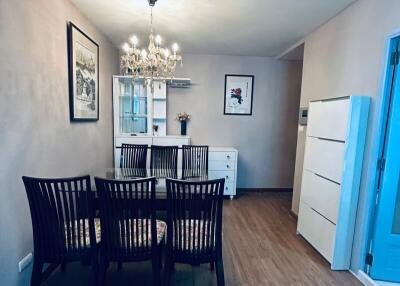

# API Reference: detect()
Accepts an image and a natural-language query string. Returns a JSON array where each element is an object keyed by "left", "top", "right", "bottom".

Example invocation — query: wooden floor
[{"left": 43, "top": 192, "right": 361, "bottom": 286}]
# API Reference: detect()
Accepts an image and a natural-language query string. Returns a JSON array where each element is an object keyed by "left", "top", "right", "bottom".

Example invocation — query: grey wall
[
  {"left": 167, "top": 54, "right": 303, "bottom": 188},
  {"left": 290, "top": 0, "right": 400, "bottom": 274},
  {"left": 0, "top": 0, "right": 119, "bottom": 285}
]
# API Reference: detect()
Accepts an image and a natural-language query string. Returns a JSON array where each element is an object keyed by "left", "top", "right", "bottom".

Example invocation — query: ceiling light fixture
[{"left": 120, "top": 0, "right": 182, "bottom": 91}]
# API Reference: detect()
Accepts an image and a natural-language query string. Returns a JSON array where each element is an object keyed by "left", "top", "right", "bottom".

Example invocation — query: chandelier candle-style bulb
[
  {"left": 164, "top": 48, "right": 170, "bottom": 59},
  {"left": 130, "top": 35, "right": 139, "bottom": 47},
  {"left": 172, "top": 43, "right": 179, "bottom": 54},
  {"left": 122, "top": 43, "right": 130, "bottom": 53},
  {"left": 155, "top": 35, "right": 162, "bottom": 46}
]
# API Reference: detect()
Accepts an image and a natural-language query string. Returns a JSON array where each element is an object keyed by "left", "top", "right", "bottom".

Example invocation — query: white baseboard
[
  {"left": 355, "top": 270, "right": 400, "bottom": 286},
  {"left": 356, "top": 270, "right": 376, "bottom": 286}
]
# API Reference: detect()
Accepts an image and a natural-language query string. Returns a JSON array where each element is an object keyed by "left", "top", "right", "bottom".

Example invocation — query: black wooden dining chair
[
  {"left": 22, "top": 175, "right": 100, "bottom": 286},
  {"left": 120, "top": 143, "right": 148, "bottom": 169},
  {"left": 150, "top": 145, "right": 178, "bottom": 178},
  {"left": 94, "top": 176, "right": 166, "bottom": 286},
  {"left": 165, "top": 178, "right": 226, "bottom": 286},
  {"left": 182, "top": 145, "right": 209, "bottom": 178}
]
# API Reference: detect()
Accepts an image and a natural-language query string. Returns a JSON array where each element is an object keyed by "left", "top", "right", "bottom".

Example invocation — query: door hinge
[
  {"left": 377, "top": 158, "right": 386, "bottom": 171},
  {"left": 391, "top": 51, "right": 399, "bottom": 66},
  {"left": 366, "top": 253, "right": 373, "bottom": 266}
]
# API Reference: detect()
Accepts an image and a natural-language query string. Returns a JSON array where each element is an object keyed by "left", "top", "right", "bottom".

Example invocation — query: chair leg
[
  {"left": 60, "top": 261, "right": 66, "bottom": 272},
  {"left": 215, "top": 259, "right": 225, "bottom": 286},
  {"left": 91, "top": 252, "right": 99, "bottom": 286},
  {"left": 31, "top": 259, "right": 43, "bottom": 286},
  {"left": 210, "top": 261, "right": 215, "bottom": 271},
  {"left": 99, "top": 257, "right": 108, "bottom": 286},
  {"left": 164, "top": 253, "right": 172, "bottom": 286},
  {"left": 152, "top": 255, "right": 161, "bottom": 286}
]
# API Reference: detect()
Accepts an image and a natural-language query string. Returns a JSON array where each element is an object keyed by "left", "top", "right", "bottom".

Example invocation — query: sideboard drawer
[
  {"left": 209, "top": 151, "right": 236, "bottom": 162},
  {"left": 223, "top": 182, "right": 234, "bottom": 195},
  {"left": 209, "top": 161, "right": 235, "bottom": 171},
  {"left": 210, "top": 170, "right": 235, "bottom": 183}
]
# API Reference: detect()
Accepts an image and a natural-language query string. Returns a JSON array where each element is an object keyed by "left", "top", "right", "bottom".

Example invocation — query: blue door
[{"left": 370, "top": 38, "right": 400, "bottom": 282}]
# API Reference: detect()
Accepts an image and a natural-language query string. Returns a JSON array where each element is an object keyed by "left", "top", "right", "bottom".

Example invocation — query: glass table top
[{"left": 93, "top": 168, "right": 223, "bottom": 193}]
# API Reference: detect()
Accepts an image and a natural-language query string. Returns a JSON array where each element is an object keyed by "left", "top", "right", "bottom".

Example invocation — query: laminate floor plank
[{"left": 43, "top": 192, "right": 361, "bottom": 286}]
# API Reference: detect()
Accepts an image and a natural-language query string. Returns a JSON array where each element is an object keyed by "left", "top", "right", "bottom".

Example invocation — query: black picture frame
[
  {"left": 68, "top": 22, "right": 99, "bottom": 121},
  {"left": 223, "top": 74, "right": 254, "bottom": 116}
]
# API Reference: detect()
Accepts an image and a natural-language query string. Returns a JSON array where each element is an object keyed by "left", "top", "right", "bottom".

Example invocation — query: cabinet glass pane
[
  {"left": 392, "top": 183, "right": 400, "bottom": 234},
  {"left": 118, "top": 78, "right": 147, "bottom": 134}
]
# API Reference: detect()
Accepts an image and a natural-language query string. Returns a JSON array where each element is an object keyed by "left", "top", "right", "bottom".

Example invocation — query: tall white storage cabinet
[{"left": 297, "top": 96, "right": 370, "bottom": 270}]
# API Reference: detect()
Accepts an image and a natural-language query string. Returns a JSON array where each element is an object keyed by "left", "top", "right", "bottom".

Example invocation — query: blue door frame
[
  {"left": 348, "top": 30, "right": 400, "bottom": 281},
  {"left": 369, "top": 36, "right": 400, "bottom": 282}
]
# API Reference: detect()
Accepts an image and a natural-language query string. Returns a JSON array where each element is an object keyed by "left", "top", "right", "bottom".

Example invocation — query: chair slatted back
[
  {"left": 120, "top": 144, "right": 148, "bottom": 169},
  {"left": 95, "top": 177, "right": 157, "bottom": 261},
  {"left": 166, "top": 178, "right": 225, "bottom": 263},
  {"left": 150, "top": 145, "right": 178, "bottom": 178},
  {"left": 182, "top": 145, "right": 209, "bottom": 178},
  {"left": 22, "top": 176, "right": 95, "bottom": 262}
]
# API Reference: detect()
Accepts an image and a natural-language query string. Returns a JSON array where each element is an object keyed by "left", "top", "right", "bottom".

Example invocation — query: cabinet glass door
[{"left": 118, "top": 78, "right": 147, "bottom": 134}]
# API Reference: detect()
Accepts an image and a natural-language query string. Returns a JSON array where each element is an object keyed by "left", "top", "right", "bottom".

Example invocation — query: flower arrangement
[{"left": 176, "top": 112, "right": 191, "bottom": 122}]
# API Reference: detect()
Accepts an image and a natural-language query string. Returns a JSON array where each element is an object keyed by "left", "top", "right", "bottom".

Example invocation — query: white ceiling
[{"left": 71, "top": 0, "right": 356, "bottom": 57}]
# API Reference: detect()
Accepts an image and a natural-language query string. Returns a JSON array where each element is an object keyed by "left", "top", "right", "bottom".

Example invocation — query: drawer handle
[
  {"left": 226, "top": 155, "right": 231, "bottom": 159},
  {"left": 225, "top": 175, "right": 229, "bottom": 179},
  {"left": 225, "top": 186, "right": 228, "bottom": 190},
  {"left": 226, "top": 165, "right": 230, "bottom": 169}
]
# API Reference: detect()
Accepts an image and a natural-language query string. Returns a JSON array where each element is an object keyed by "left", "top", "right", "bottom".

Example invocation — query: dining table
[{"left": 92, "top": 168, "right": 224, "bottom": 210}]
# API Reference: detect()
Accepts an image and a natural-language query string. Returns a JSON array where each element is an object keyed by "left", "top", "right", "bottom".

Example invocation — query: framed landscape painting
[
  {"left": 224, "top": 74, "right": 254, "bottom": 115},
  {"left": 68, "top": 22, "right": 99, "bottom": 121}
]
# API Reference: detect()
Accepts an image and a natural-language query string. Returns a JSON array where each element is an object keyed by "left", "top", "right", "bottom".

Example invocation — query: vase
[{"left": 180, "top": 120, "right": 187, "bottom": 135}]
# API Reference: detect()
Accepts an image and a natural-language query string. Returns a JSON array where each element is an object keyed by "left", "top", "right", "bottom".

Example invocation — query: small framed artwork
[
  {"left": 224, "top": 74, "right": 254, "bottom": 115},
  {"left": 68, "top": 22, "right": 99, "bottom": 121}
]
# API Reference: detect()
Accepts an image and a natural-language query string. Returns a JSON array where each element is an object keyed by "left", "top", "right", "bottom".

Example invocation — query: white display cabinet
[
  {"left": 113, "top": 75, "right": 190, "bottom": 168},
  {"left": 113, "top": 76, "right": 167, "bottom": 136}
]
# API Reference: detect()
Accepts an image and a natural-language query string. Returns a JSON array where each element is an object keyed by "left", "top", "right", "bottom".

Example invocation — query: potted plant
[{"left": 176, "top": 112, "right": 190, "bottom": 135}]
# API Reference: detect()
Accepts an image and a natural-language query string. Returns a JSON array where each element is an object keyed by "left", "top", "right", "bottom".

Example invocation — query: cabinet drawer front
[
  {"left": 209, "top": 161, "right": 235, "bottom": 171},
  {"left": 308, "top": 99, "right": 350, "bottom": 141},
  {"left": 301, "top": 170, "right": 340, "bottom": 224},
  {"left": 223, "top": 183, "right": 234, "bottom": 195},
  {"left": 209, "top": 170, "right": 235, "bottom": 182},
  {"left": 115, "top": 137, "right": 152, "bottom": 147},
  {"left": 304, "top": 137, "right": 345, "bottom": 184},
  {"left": 209, "top": 151, "right": 236, "bottom": 161},
  {"left": 298, "top": 202, "right": 336, "bottom": 262}
]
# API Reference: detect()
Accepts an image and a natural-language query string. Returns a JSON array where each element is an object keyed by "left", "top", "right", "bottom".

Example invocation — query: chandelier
[{"left": 120, "top": 0, "right": 182, "bottom": 90}]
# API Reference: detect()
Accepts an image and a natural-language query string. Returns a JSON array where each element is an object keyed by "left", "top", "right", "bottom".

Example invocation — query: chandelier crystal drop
[{"left": 120, "top": 0, "right": 182, "bottom": 90}]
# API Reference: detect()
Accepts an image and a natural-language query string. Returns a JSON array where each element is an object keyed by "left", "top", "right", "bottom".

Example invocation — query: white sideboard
[
  {"left": 208, "top": 147, "right": 238, "bottom": 199},
  {"left": 113, "top": 140, "right": 238, "bottom": 199},
  {"left": 297, "top": 96, "right": 370, "bottom": 270}
]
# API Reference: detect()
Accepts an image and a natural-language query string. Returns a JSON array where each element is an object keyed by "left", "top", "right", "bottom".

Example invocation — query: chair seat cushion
[
  {"left": 64, "top": 218, "right": 101, "bottom": 248},
  {"left": 117, "top": 219, "right": 166, "bottom": 247}
]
